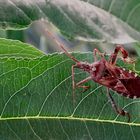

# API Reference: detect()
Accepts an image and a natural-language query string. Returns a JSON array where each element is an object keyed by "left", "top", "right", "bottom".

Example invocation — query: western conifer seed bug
[{"left": 47, "top": 30, "right": 139, "bottom": 122}]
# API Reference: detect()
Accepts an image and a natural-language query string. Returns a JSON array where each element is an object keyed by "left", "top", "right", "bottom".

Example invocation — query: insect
[{"left": 47, "top": 30, "right": 139, "bottom": 122}]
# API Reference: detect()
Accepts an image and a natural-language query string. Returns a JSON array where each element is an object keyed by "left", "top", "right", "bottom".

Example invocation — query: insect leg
[
  {"left": 76, "top": 76, "right": 92, "bottom": 92},
  {"left": 72, "top": 64, "right": 77, "bottom": 102},
  {"left": 93, "top": 48, "right": 105, "bottom": 62},
  {"left": 72, "top": 65, "right": 91, "bottom": 103},
  {"left": 109, "top": 45, "right": 129, "bottom": 65},
  {"left": 106, "top": 88, "right": 130, "bottom": 122}
]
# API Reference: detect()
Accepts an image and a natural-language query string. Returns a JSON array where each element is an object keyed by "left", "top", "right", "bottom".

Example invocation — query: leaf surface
[
  {"left": 0, "top": 38, "right": 140, "bottom": 139},
  {"left": 0, "top": 38, "right": 44, "bottom": 58}
]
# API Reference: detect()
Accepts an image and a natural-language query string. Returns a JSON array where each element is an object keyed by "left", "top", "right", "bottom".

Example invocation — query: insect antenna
[{"left": 46, "top": 30, "right": 79, "bottom": 63}]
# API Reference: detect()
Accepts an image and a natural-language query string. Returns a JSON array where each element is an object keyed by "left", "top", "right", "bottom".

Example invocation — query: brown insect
[{"left": 47, "top": 30, "right": 139, "bottom": 122}]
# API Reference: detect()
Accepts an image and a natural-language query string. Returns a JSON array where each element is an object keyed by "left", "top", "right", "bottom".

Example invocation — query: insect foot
[
  {"left": 123, "top": 57, "right": 136, "bottom": 64},
  {"left": 118, "top": 109, "right": 130, "bottom": 123},
  {"left": 82, "top": 85, "right": 91, "bottom": 93},
  {"left": 76, "top": 85, "right": 91, "bottom": 93}
]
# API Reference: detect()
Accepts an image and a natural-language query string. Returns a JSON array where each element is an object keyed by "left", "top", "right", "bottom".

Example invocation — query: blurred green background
[{"left": 1, "top": 20, "right": 137, "bottom": 57}]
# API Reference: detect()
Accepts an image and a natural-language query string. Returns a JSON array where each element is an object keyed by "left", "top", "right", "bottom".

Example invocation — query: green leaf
[
  {"left": 0, "top": 0, "right": 140, "bottom": 43},
  {"left": 0, "top": 38, "right": 140, "bottom": 139},
  {"left": 0, "top": 38, "right": 44, "bottom": 58},
  {"left": 134, "top": 43, "right": 140, "bottom": 57}
]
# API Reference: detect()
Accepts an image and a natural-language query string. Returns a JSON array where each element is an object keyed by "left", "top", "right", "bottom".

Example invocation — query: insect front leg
[
  {"left": 71, "top": 65, "right": 91, "bottom": 103},
  {"left": 106, "top": 88, "right": 130, "bottom": 122},
  {"left": 109, "top": 45, "right": 135, "bottom": 65},
  {"left": 109, "top": 45, "right": 129, "bottom": 65},
  {"left": 76, "top": 76, "right": 92, "bottom": 92}
]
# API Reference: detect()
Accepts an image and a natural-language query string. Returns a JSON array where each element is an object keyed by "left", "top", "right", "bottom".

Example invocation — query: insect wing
[{"left": 119, "top": 77, "right": 140, "bottom": 98}]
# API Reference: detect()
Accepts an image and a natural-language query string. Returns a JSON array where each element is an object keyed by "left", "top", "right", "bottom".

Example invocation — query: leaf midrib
[{"left": 0, "top": 116, "right": 139, "bottom": 126}]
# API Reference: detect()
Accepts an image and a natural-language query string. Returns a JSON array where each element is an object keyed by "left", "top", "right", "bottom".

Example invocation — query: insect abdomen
[{"left": 120, "top": 78, "right": 140, "bottom": 98}]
